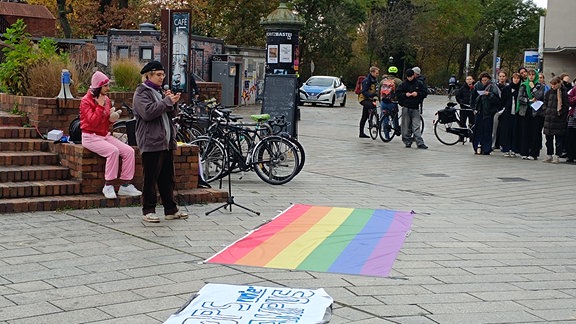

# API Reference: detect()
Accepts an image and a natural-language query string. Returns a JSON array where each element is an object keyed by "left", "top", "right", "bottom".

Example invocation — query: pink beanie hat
[{"left": 90, "top": 71, "right": 110, "bottom": 89}]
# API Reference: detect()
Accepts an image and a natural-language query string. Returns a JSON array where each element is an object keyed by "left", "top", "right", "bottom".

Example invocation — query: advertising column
[{"left": 265, "top": 31, "right": 299, "bottom": 75}]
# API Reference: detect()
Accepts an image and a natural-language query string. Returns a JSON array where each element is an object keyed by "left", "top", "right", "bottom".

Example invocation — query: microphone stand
[{"left": 206, "top": 116, "right": 260, "bottom": 216}]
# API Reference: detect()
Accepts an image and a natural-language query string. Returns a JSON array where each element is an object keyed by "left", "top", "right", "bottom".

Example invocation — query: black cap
[
  {"left": 140, "top": 61, "right": 164, "bottom": 74},
  {"left": 405, "top": 69, "right": 415, "bottom": 77}
]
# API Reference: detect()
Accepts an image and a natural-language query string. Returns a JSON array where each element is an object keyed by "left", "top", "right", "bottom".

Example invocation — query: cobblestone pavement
[{"left": 1, "top": 93, "right": 576, "bottom": 323}]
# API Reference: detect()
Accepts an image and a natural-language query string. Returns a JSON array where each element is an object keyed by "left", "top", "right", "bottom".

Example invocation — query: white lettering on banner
[
  {"left": 163, "top": 284, "right": 333, "bottom": 324},
  {"left": 237, "top": 286, "right": 267, "bottom": 303},
  {"left": 173, "top": 18, "right": 188, "bottom": 26},
  {"left": 266, "top": 32, "right": 293, "bottom": 40}
]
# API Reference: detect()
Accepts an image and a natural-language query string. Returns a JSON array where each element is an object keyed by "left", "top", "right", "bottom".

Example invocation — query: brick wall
[
  {"left": 0, "top": 93, "right": 79, "bottom": 135},
  {"left": 50, "top": 143, "right": 199, "bottom": 194}
]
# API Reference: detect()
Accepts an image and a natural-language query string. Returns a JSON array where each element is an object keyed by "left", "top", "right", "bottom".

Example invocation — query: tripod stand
[{"left": 206, "top": 127, "right": 260, "bottom": 216}]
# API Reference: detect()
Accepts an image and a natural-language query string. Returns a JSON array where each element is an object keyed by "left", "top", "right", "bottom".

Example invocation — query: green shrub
[
  {"left": 111, "top": 59, "right": 142, "bottom": 91},
  {"left": 0, "top": 19, "right": 71, "bottom": 96}
]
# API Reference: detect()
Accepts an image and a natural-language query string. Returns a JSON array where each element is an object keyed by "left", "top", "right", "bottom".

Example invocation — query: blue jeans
[{"left": 380, "top": 101, "right": 398, "bottom": 132}]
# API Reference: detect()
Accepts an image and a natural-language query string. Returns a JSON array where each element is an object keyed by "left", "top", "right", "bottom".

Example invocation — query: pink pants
[{"left": 82, "top": 133, "right": 136, "bottom": 182}]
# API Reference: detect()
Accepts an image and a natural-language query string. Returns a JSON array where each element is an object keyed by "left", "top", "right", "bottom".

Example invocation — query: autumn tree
[
  {"left": 202, "top": 0, "right": 276, "bottom": 46},
  {"left": 367, "top": 0, "right": 418, "bottom": 73},
  {"left": 293, "top": 0, "right": 365, "bottom": 80}
]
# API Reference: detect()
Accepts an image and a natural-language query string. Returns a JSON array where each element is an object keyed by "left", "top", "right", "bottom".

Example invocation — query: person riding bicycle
[
  {"left": 448, "top": 74, "right": 458, "bottom": 100},
  {"left": 379, "top": 66, "right": 402, "bottom": 139},
  {"left": 358, "top": 66, "right": 380, "bottom": 138}
]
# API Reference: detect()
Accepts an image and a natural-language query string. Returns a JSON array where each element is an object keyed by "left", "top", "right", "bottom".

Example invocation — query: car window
[{"left": 307, "top": 78, "right": 333, "bottom": 87}]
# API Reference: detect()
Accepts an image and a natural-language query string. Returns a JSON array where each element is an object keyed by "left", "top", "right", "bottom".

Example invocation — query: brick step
[
  {"left": 0, "top": 151, "right": 59, "bottom": 166},
  {"left": 0, "top": 126, "right": 38, "bottom": 139},
  {"left": 0, "top": 138, "right": 50, "bottom": 152},
  {"left": 0, "top": 188, "right": 228, "bottom": 213},
  {"left": 0, "top": 165, "right": 71, "bottom": 182},
  {"left": 0, "top": 111, "right": 28, "bottom": 127},
  {"left": 0, "top": 180, "right": 81, "bottom": 198}
]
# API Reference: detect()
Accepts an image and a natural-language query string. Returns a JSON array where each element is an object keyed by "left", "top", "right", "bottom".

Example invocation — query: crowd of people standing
[
  {"left": 455, "top": 67, "right": 576, "bottom": 163},
  {"left": 358, "top": 64, "right": 576, "bottom": 164}
]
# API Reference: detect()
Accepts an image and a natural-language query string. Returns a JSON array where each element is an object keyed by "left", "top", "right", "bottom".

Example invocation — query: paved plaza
[{"left": 1, "top": 93, "right": 576, "bottom": 323}]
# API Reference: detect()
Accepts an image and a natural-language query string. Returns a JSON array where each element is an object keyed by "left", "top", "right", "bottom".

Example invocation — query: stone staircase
[{"left": 0, "top": 110, "right": 226, "bottom": 213}]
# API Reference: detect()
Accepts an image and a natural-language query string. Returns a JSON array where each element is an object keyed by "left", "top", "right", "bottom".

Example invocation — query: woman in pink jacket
[{"left": 80, "top": 71, "right": 142, "bottom": 199}]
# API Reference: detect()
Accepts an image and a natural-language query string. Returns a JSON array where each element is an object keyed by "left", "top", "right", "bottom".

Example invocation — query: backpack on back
[
  {"left": 380, "top": 78, "right": 396, "bottom": 102},
  {"left": 354, "top": 75, "right": 366, "bottom": 95}
]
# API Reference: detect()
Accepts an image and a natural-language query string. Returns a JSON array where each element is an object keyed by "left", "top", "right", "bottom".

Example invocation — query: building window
[
  {"left": 117, "top": 46, "right": 130, "bottom": 59},
  {"left": 140, "top": 47, "right": 153, "bottom": 60}
]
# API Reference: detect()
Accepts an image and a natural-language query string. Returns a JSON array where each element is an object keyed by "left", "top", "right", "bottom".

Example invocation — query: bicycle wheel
[
  {"left": 285, "top": 135, "right": 305, "bottom": 175},
  {"left": 252, "top": 136, "right": 299, "bottom": 185},
  {"left": 398, "top": 112, "right": 424, "bottom": 135},
  {"left": 434, "top": 121, "right": 461, "bottom": 145},
  {"left": 369, "top": 112, "right": 379, "bottom": 140},
  {"left": 111, "top": 122, "right": 128, "bottom": 144},
  {"left": 191, "top": 136, "right": 227, "bottom": 182},
  {"left": 225, "top": 129, "right": 254, "bottom": 175},
  {"left": 379, "top": 113, "right": 396, "bottom": 142},
  {"left": 420, "top": 115, "right": 425, "bottom": 134}
]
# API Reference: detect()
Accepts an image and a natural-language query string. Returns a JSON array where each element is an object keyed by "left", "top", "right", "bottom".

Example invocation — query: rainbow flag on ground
[{"left": 206, "top": 204, "right": 414, "bottom": 277}]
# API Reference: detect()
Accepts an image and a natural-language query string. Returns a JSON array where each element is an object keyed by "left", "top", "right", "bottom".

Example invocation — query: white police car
[{"left": 298, "top": 76, "right": 347, "bottom": 107}]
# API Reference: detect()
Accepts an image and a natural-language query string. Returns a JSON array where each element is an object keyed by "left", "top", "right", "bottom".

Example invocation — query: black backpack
[{"left": 69, "top": 115, "right": 82, "bottom": 143}]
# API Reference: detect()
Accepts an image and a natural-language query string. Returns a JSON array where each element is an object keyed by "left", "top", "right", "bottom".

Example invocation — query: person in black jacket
[
  {"left": 357, "top": 66, "right": 380, "bottom": 138},
  {"left": 499, "top": 72, "right": 522, "bottom": 156},
  {"left": 455, "top": 75, "right": 475, "bottom": 128},
  {"left": 471, "top": 72, "right": 501, "bottom": 155},
  {"left": 397, "top": 69, "right": 428, "bottom": 149}
]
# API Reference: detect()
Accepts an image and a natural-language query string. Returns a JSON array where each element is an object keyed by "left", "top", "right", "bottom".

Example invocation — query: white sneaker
[
  {"left": 143, "top": 213, "right": 160, "bottom": 223},
  {"left": 118, "top": 184, "right": 142, "bottom": 196},
  {"left": 552, "top": 155, "right": 560, "bottom": 164},
  {"left": 102, "top": 185, "right": 117, "bottom": 199}
]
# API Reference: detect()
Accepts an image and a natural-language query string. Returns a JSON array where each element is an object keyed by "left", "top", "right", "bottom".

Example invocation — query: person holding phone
[{"left": 132, "top": 61, "right": 188, "bottom": 223}]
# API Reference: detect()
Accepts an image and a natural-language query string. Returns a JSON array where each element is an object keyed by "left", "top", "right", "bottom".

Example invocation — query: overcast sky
[{"left": 532, "top": 0, "right": 547, "bottom": 8}]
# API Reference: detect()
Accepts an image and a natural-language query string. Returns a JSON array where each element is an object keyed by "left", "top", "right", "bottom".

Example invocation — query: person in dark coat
[
  {"left": 470, "top": 72, "right": 501, "bottom": 155},
  {"left": 500, "top": 72, "right": 521, "bottom": 156},
  {"left": 455, "top": 75, "right": 475, "bottom": 128},
  {"left": 542, "top": 76, "right": 569, "bottom": 163},
  {"left": 397, "top": 68, "right": 428, "bottom": 149}
]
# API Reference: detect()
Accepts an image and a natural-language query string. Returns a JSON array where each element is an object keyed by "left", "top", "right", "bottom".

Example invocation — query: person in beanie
[
  {"left": 132, "top": 61, "right": 188, "bottom": 223},
  {"left": 397, "top": 68, "right": 428, "bottom": 149},
  {"left": 80, "top": 71, "right": 142, "bottom": 199}
]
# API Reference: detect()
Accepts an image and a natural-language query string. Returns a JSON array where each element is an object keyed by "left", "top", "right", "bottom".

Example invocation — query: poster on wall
[
  {"left": 268, "top": 45, "right": 278, "bottom": 64},
  {"left": 171, "top": 12, "right": 189, "bottom": 93},
  {"left": 280, "top": 44, "right": 292, "bottom": 63},
  {"left": 524, "top": 50, "right": 539, "bottom": 70}
]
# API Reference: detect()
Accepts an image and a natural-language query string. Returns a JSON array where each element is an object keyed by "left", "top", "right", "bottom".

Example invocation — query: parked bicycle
[
  {"left": 191, "top": 108, "right": 303, "bottom": 185},
  {"left": 367, "top": 101, "right": 380, "bottom": 140},
  {"left": 434, "top": 102, "right": 475, "bottom": 145}
]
